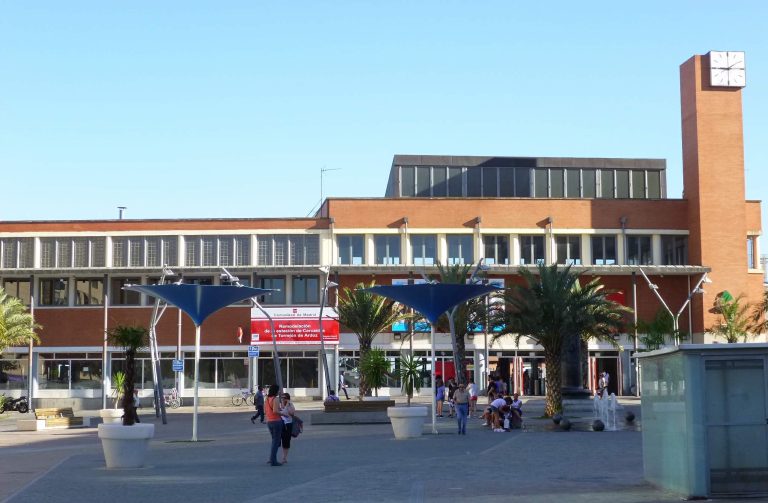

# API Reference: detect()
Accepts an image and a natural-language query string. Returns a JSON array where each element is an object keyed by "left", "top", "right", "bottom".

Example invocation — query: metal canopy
[
  {"left": 125, "top": 284, "right": 272, "bottom": 326},
  {"left": 363, "top": 283, "right": 501, "bottom": 324}
]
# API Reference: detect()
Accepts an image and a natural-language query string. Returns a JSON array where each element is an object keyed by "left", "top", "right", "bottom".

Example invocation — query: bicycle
[
  {"left": 153, "top": 387, "right": 182, "bottom": 409},
  {"left": 232, "top": 389, "right": 255, "bottom": 406}
]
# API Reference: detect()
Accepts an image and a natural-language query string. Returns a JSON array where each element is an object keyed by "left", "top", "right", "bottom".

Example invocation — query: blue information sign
[
  {"left": 172, "top": 359, "right": 184, "bottom": 372},
  {"left": 248, "top": 346, "right": 260, "bottom": 357}
]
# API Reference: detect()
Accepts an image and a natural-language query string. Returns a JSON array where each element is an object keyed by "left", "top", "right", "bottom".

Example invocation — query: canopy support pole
[{"left": 192, "top": 324, "right": 201, "bottom": 442}]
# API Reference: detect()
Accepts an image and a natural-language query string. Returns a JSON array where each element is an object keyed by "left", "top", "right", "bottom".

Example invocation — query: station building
[{"left": 0, "top": 53, "right": 763, "bottom": 407}]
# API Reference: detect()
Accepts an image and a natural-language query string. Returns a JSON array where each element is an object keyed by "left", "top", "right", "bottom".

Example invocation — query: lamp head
[
  {"left": 162, "top": 267, "right": 176, "bottom": 276},
  {"left": 326, "top": 281, "right": 339, "bottom": 289},
  {"left": 702, "top": 275, "right": 713, "bottom": 284},
  {"left": 648, "top": 283, "right": 659, "bottom": 290},
  {"left": 318, "top": 266, "right": 330, "bottom": 275}
]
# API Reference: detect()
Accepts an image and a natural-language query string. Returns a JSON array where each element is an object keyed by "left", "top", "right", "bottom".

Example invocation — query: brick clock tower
[{"left": 680, "top": 52, "right": 762, "bottom": 339}]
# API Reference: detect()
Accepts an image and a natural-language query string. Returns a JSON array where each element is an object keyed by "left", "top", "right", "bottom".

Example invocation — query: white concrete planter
[
  {"left": 97, "top": 423, "right": 155, "bottom": 469},
  {"left": 387, "top": 406, "right": 427, "bottom": 439},
  {"left": 99, "top": 409, "right": 123, "bottom": 424}
]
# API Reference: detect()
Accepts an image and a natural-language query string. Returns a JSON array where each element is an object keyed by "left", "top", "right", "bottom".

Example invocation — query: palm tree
[
  {"left": 336, "top": 282, "right": 411, "bottom": 399},
  {"left": 491, "top": 264, "right": 628, "bottom": 417},
  {"left": 0, "top": 287, "right": 40, "bottom": 354},
  {"left": 750, "top": 290, "right": 768, "bottom": 335},
  {"left": 431, "top": 262, "right": 489, "bottom": 385},
  {"left": 107, "top": 325, "right": 149, "bottom": 426},
  {"left": 635, "top": 309, "right": 676, "bottom": 351},
  {"left": 710, "top": 293, "right": 752, "bottom": 343}
]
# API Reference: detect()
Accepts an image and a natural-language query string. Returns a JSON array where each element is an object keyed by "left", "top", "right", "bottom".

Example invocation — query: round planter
[
  {"left": 99, "top": 409, "right": 123, "bottom": 424},
  {"left": 387, "top": 406, "right": 427, "bottom": 439},
  {"left": 97, "top": 423, "right": 155, "bottom": 469}
]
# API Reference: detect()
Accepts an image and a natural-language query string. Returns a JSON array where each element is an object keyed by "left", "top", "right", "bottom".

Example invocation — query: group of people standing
[{"left": 250, "top": 384, "right": 297, "bottom": 467}]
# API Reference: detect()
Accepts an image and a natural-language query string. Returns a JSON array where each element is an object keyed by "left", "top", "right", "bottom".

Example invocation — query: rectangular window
[
  {"left": 185, "top": 237, "right": 200, "bottom": 266},
  {"left": 556, "top": 235, "right": 581, "bottom": 265},
  {"left": 747, "top": 236, "right": 757, "bottom": 269},
  {"left": 591, "top": 236, "right": 617, "bottom": 265},
  {"left": 483, "top": 235, "right": 509, "bottom": 265},
  {"left": 257, "top": 276, "right": 286, "bottom": 304},
  {"left": 112, "top": 239, "right": 126, "bottom": 267},
  {"left": 2, "top": 279, "right": 31, "bottom": 305},
  {"left": 432, "top": 167, "right": 447, "bottom": 197},
  {"left": 520, "top": 235, "right": 545, "bottom": 265},
  {"left": 600, "top": 170, "right": 615, "bottom": 198},
  {"left": 292, "top": 276, "right": 319, "bottom": 304},
  {"left": 75, "top": 279, "right": 105, "bottom": 305},
  {"left": 39, "top": 278, "right": 68, "bottom": 306},
  {"left": 534, "top": 169, "right": 548, "bottom": 197},
  {"left": 110, "top": 278, "right": 141, "bottom": 306},
  {"left": 274, "top": 236, "right": 288, "bottom": 266},
  {"left": 146, "top": 238, "right": 161, "bottom": 267},
  {"left": 626, "top": 236, "right": 652, "bottom": 265},
  {"left": 616, "top": 170, "right": 630, "bottom": 198},
  {"left": 416, "top": 167, "right": 431, "bottom": 197},
  {"left": 201, "top": 237, "right": 216, "bottom": 266},
  {"left": 337, "top": 235, "right": 364, "bottom": 265},
  {"left": 235, "top": 236, "right": 250, "bottom": 266},
  {"left": 58, "top": 240, "right": 72, "bottom": 268},
  {"left": 647, "top": 171, "right": 661, "bottom": 198},
  {"left": 219, "top": 238, "right": 233, "bottom": 267},
  {"left": 566, "top": 169, "right": 580, "bottom": 198},
  {"left": 447, "top": 235, "right": 473, "bottom": 265},
  {"left": 515, "top": 168, "right": 531, "bottom": 197},
  {"left": 289, "top": 235, "right": 319, "bottom": 265},
  {"left": 128, "top": 239, "right": 143, "bottom": 267},
  {"left": 447, "top": 168, "right": 463, "bottom": 196},
  {"left": 411, "top": 235, "right": 437, "bottom": 266},
  {"left": 401, "top": 167, "right": 415, "bottom": 197},
  {"left": 550, "top": 169, "right": 564, "bottom": 197},
  {"left": 374, "top": 235, "right": 401, "bottom": 265},
  {"left": 631, "top": 170, "right": 645, "bottom": 198},
  {"left": 582, "top": 169, "right": 596, "bottom": 198},
  {"left": 482, "top": 167, "right": 498, "bottom": 197},
  {"left": 1, "top": 238, "right": 33, "bottom": 269},
  {"left": 73, "top": 239, "right": 88, "bottom": 268},
  {"left": 257, "top": 236, "right": 273, "bottom": 265},
  {"left": 467, "top": 168, "right": 482, "bottom": 197},
  {"left": 499, "top": 168, "right": 515, "bottom": 197},
  {"left": 661, "top": 236, "right": 688, "bottom": 265}
]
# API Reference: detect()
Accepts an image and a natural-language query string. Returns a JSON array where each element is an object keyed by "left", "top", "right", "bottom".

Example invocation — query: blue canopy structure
[
  {"left": 363, "top": 283, "right": 501, "bottom": 323},
  {"left": 124, "top": 283, "right": 272, "bottom": 441},
  {"left": 364, "top": 281, "right": 501, "bottom": 435},
  {"left": 124, "top": 284, "right": 272, "bottom": 327}
]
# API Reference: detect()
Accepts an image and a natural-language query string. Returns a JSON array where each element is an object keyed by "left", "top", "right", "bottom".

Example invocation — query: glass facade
[
  {"left": 627, "top": 235, "right": 653, "bottom": 265},
  {"left": 447, "top": 235, "right": 473, "bottom": 265},
  {"left": 483, "top": 235, "right": 509, "bottom": 265},
  {"left": 374, "top": 235, "right": 401, "bottom": 265},
  {"left": 591, "top": 236, "right": 617, "bottom": 265},
  {"left": 337, "top": 235, "right": 364, "bottom": 265},
  {"left": 555, "top": 235, "right": 581, "bottom": 265},
  {"left": 520, "top": 235, "right": 545, "bottom": 265},
  {"left": 410, "top": 235, "right": 437, "bottom": 266}
]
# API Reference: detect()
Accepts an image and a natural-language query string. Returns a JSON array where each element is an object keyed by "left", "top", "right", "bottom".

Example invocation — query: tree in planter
[
  {"left": 107, "top": 325, "right": 149, "bottom": 426},
  {"left": 710, "top": 292, "right": 752, "bottom": 343},
  {"left": 111, "top": 371, "right": 126, "bottom": 409},
  {"left": 635, "top": 309, "right": 676, "bottom": 351},
  {"left": 359, "top": 348, "right": 390, "bottom": 397},
  {"left": 491, "top": 264, "right": 627, "bottom": 417},
  {"left": 0, "top": 287, "right": 40, "bottom": 354},
  {"left": 337, "top": 282, "right": 411, "bottom": 399},
  {"left": 396, "top": 353, "right": 422, "bottom": 406}
]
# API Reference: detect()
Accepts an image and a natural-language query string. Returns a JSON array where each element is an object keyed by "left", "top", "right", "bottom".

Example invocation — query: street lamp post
[
  {"left": 638, "top": 268, "right": 711, "bottom": 346},
  {"left": 318, "top": 267, "right": 338, "bottom": 399}
]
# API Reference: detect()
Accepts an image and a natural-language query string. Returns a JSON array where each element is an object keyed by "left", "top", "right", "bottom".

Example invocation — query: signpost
[
  {"left": 172, "top": 359, "right": 184, "bottom": 372},
  {"left": 248, "top": 346, "right": 260, "bottom": 358}
]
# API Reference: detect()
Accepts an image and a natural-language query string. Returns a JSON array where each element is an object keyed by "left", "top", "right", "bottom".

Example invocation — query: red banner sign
[{"left": 250, "top": 318, "right": 340, "bottom": 345}]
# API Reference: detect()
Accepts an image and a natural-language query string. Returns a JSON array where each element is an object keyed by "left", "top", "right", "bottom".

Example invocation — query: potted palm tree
[
  {"left": 97, "top": 325, "right": 154, "bottom": 469},
  {"left": 387, "top": 352, "right": 427, "bottom": 439},
  {"left": 99, "top": 371, "right": 126, "bottom": 424}
]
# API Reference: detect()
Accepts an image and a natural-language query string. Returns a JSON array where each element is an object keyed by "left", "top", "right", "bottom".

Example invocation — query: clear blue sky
[{"left": 1, "top": 2, "right": 767, "bottom": 232}]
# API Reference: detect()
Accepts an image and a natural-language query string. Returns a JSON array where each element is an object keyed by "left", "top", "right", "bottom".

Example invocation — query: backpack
[{"left": 290, "top": 415, "right": 304, "bottom": 438}]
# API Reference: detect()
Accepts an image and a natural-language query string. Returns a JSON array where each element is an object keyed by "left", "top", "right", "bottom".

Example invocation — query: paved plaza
[{"left": 0, "top": 398, "right": 732, "bottom": 502}]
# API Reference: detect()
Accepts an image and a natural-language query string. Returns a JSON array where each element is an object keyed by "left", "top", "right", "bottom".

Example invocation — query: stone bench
[
  {"left": 18, "top": 407, "right": 90, "bottom": 431},
  {"left": 323, "top": 400, "right": 395, "bottom": 413}
]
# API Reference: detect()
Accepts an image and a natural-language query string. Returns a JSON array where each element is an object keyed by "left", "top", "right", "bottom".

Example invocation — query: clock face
[{"left": 709, "top": 51, "right": 746, "bottom": 87}]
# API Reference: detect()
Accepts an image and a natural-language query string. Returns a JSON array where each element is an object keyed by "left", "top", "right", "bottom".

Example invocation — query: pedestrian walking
[
  {"left": 265, "top": 384, "right": 283, "bottom": 466},
  {"left": 454, "top": 383, "right": 470, "bottom": 435},
  {"left": 435, "top": 377, "right": 445, "bottom": 417},
  {"left": 467, "top": 378, "right": 479, "bottom": 417},
  {"left": 251, "top": 385, "right": 265, "bottom": 424},
  {"left": 279, "top": 393, "right": 296, "bottom": 464},
  {"left": 339, "top": 372, "right": 350, "bottom": 399}
]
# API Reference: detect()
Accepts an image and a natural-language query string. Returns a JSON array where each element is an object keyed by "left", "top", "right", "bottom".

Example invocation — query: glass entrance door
[{"left": 704, "top": 357, "right": 768, "bottom": 495}]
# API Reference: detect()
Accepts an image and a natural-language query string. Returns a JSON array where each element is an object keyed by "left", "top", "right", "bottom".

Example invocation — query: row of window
[
  {"left": 339, "top": 234, "right": 689, "bottom": 266},
  {"left": 0, "top": 274, "right": 321, "bottom": 307},
  {"left": 398, "top": 166, "right": 663, "bottom": 199},
  {"left": 0, "top": 235, "right": 320, "bottom": 270}
]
